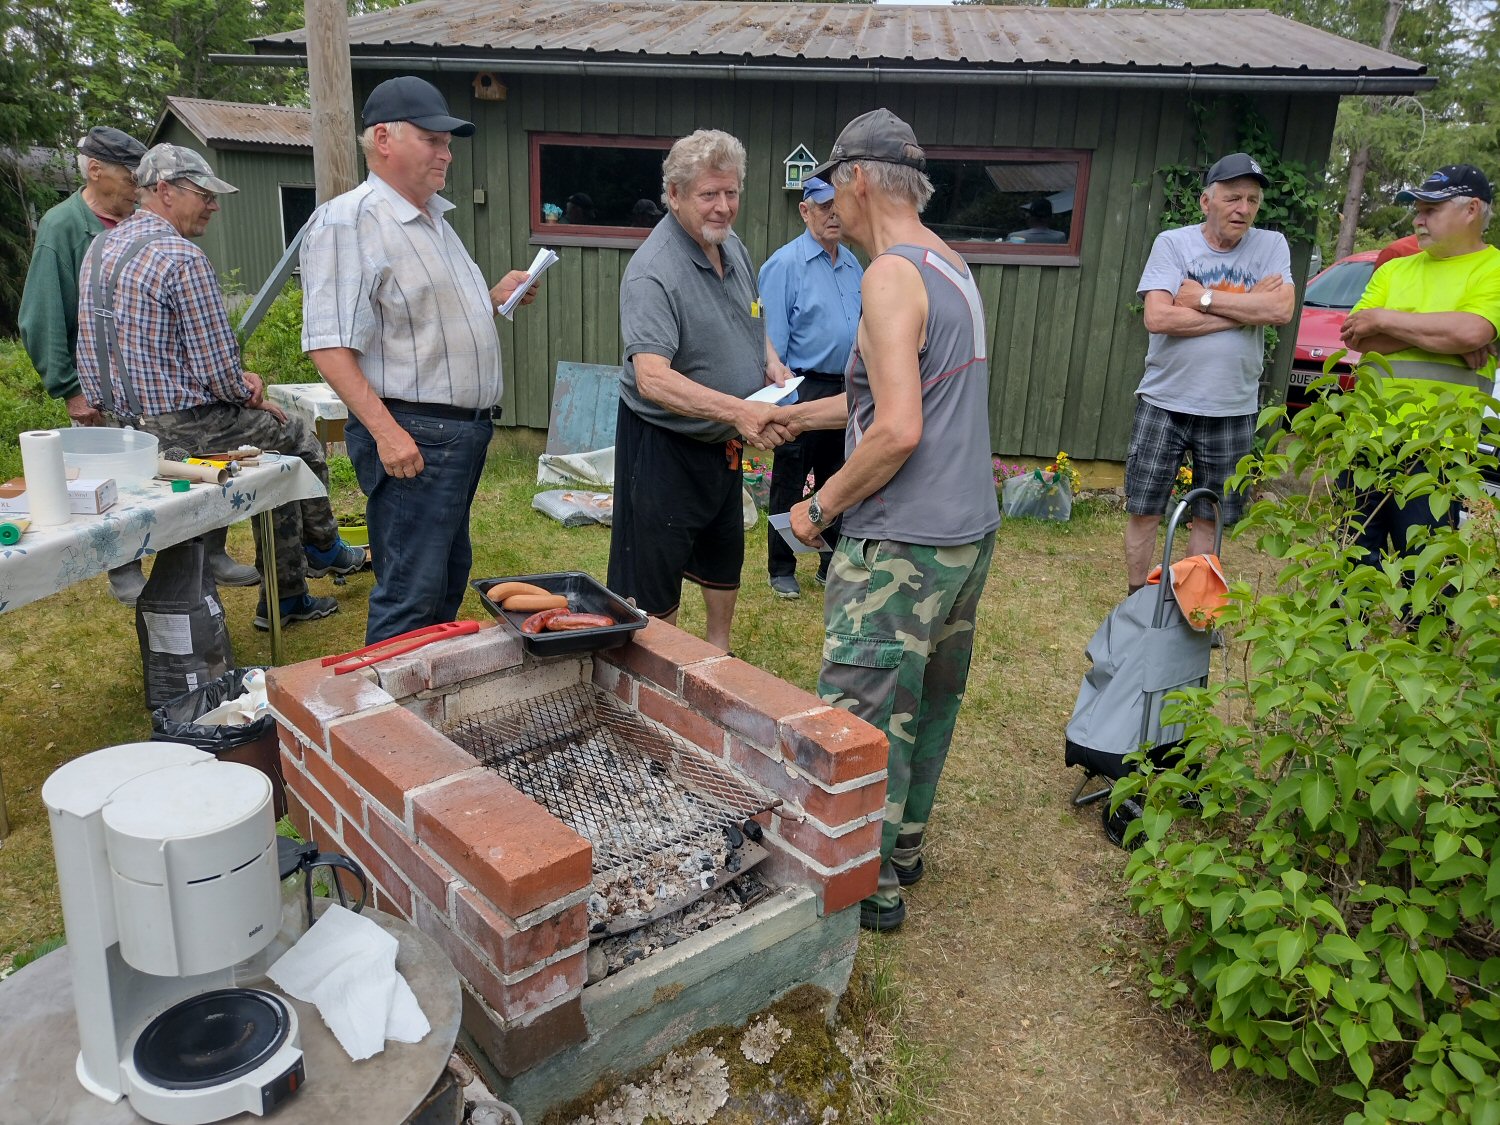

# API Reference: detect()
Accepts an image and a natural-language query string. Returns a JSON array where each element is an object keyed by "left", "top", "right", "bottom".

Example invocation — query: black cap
[
  {"left": 566, "top": 192, "right": 594, "bottom": 209},
  {"left": 1205, "top": 152, "right": 1269, "bottom": 189},
  {"left": 361, "top": 76, "right": 474, "bottom": 138},
  {"left": 1396, "top": 164, "right": 1493, "bottom": 205},
  {"left": 1024, "top": 197, "right": 1053, "bottom": 219},
  {"left": 78, "top": 126, "right": 147, "bottom": 168},
  {"left": 811, "top": 108, "right": 926, "bottom": 182}
]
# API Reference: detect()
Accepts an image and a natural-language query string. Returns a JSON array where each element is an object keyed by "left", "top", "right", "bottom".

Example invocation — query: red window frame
[{"left": 529, "top": 132, "right": 674, "bottom": 248}]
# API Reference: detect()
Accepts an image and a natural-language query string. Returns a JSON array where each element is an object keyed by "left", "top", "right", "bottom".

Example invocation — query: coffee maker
[{"left": 43, "top": 742, "right": 305, "bottom": 1124}]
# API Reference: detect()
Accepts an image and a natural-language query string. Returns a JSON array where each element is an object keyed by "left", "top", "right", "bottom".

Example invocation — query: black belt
[
  {"left": 797, "top": 371, "right": 845, "bottom": 383},
  {"left": 380, "top": 397, "right": 500, "bottom": 422}
]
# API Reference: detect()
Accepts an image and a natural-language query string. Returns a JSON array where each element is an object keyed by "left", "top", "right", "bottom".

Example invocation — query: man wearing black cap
[
  {"left": 757, "top": 175, "right": 862, "bottom": 599},
  {"left": 20, "top": 126, "right": 145, "bottom": 429},
  {"left": 1338, "top": 163, "right": 1500, "bottom": 564},
  {"left": 301, "top": 76, "right": 538, "bottom": 644},
  {"left": 1006, "top": 197, "right": 1067, "bottom": 245},
  {"left": 1124, "top": 152, "right": 1295, "bottom": 594}
]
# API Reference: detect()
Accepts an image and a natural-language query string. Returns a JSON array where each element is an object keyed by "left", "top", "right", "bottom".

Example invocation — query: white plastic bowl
[{"left": 56, "top": 427, "right": 159, "bottom": 487}]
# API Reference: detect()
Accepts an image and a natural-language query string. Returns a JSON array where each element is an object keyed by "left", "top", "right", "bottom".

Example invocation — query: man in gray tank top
[{"left": 782, "top": 109, "right": 1001, "bottom": 933}]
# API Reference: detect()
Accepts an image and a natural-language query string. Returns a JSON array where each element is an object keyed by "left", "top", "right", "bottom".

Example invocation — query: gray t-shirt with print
[{"left": 1135, "top": 225, "right": 1292, "bottom": 417}]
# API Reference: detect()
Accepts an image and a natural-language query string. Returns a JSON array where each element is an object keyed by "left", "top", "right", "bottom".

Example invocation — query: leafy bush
[
  {"left": 0, "top": 340, "right": 69, "bottom": 480},
  {"left": 1120, "top": 363, "right": 1500, "bottom": 1124},
  {"left": 241, "top": 281, "right": 319, "bottom": 386}
]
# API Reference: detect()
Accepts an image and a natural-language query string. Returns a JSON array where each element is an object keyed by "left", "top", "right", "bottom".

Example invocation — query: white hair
[
  {"left": 830, "top": 158, "right": 934, "bottom": 213},
  {"left": 359, "top": 120, "right": 406, "bottom": 159},
  {"left": 76, "top": 153, "right": 91, "bottom": 180},
  {"left": 661, "top": 130, "right": 745, "bottom": 206},
  {"left": 1477, "top": 199, "right": 1493, "bottom": 230}
]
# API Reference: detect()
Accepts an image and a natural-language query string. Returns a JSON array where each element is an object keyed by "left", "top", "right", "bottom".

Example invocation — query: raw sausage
[
  {"left": 502, "top": 593, "right": 570, "bottom": 612},
  {"left": 545, "top": 612, "right": 615, "bottom": 631},
  {"left": 487, "top": 581, "right": 551, "bottom": 603},
  {"left": 520, "top": 608, "right": 567, "bottom": 634}
]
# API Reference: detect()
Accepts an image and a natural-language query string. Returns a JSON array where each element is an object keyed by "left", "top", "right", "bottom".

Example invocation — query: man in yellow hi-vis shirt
[{"left": 1340, "top": 163, "right": 1500, "bottom": 564}]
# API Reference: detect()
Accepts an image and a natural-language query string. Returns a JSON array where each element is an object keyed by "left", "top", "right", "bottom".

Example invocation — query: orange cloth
[{"left": 1146, "top": 553, "right": 1229, "bottom": 631}]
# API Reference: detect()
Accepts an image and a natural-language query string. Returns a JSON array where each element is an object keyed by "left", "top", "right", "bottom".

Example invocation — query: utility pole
[
  {"left": 1335, "top": 0, "right": 1404, "bottom": 261},
  {"left": 305, "top": 0, "right": 357, "bottom": 203}
]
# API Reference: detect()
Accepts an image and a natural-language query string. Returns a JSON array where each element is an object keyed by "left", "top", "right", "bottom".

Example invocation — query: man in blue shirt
[{"left": 758, "top": 176, "right": 863, "bottom": 598}]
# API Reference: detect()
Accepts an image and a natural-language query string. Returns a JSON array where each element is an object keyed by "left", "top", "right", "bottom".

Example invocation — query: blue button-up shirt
[{"left": 757, "top": 229, "right": 863, "bottom": 376}]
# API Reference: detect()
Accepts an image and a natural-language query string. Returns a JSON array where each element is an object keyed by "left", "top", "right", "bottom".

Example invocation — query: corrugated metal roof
[
  {"left": 161, "top": 97, "right": 311, "bottom": 151},
  {"left": 254, "top": 0, "right": 1423, "bottom": 77}
]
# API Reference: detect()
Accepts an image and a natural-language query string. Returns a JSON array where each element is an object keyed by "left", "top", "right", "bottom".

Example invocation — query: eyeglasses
[{"left": 172, "top": 181, "right": 218, "bottom": 206}]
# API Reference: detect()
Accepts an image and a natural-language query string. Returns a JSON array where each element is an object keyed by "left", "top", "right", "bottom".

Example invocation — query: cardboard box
[{"left": 0, "top": 476, "right": 118, "bottom": 515}]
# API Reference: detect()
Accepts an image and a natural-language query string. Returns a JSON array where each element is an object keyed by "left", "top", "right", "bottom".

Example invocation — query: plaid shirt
[{"left": 76, "top": 210, "right": 250, "bottom": 416}]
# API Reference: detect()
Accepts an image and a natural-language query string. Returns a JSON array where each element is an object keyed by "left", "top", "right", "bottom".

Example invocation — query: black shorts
[{"left": 606, "top": 403, "right": 743, "bottom": 616}]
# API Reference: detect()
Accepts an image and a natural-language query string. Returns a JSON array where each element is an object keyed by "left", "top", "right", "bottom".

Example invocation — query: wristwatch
[
  {"left": 1199, "top": 290, "right": 1214, "bottom": 310},
  {"left": 808, "top": 492, "right": 830, "bottom": 530}
]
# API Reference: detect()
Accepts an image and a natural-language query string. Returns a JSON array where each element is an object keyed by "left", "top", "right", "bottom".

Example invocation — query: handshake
[{"left": 738, "top": 400, "right": 803, "bottom": 451}]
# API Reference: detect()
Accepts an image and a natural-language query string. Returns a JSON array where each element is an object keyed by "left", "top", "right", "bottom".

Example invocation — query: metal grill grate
[{"left": 442, "top": 683, "right": 778, "bottom": 876}]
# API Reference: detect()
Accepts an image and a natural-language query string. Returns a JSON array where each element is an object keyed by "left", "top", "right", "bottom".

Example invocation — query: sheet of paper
[
  {"left": 768, "top": 511, "right": 828, "bottom": 554},
  {"left": 499, "top": 248, "right": 559, "bottom": 319},
  {"left": 745, "top": 376, "right": 802, "bottom": 406}
]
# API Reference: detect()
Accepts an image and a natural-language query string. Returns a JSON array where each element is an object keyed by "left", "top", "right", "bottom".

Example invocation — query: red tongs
[{"left": 321, "top": 620, "right": 481, "bottom": 674}]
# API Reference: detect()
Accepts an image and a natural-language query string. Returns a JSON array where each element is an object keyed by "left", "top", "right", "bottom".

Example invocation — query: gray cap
[
  {"left": 77, "top": 126, "right": 147, "bottom": 168},
  {"left": 1205, "top": 152, "right": 1269, "bottom": 189},
  {"left": 811, "top": 108, "right": 926, "bottom": 181},
  {"left": 135, "top": 144, "right": 238, "bottom": 194}
]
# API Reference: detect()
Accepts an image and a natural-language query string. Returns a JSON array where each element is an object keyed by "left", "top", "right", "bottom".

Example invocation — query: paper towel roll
[{"left": 19, "top": 430, "right": 71, "bottom": 527}]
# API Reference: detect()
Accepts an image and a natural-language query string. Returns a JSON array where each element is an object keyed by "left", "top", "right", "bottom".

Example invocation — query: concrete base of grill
[{"left": 459, "top": 885, "right": 859, "bottom": 1120}]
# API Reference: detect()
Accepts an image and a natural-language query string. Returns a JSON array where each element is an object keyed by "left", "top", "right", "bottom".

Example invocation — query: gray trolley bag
[{"left": 1065, "top": 488, "right": 1223, "bottom": 842}]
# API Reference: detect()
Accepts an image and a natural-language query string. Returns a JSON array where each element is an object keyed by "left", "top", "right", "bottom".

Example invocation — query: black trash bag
[
  {"left": 151, "top": 666, "right": 284, "bottom": 817},
  {"left": 135, "top": 536, "right": 234, "bottom": 711}
]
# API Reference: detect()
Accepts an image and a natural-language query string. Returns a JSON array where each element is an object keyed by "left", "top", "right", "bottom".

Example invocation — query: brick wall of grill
[{"left": 266, "top": 617, "right": 887, "bottom": 1078}]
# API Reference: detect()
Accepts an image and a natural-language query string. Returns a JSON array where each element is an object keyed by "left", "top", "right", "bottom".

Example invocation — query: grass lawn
[{"left": 0, "top": 427, "right": 1340, "bottom": 1123}]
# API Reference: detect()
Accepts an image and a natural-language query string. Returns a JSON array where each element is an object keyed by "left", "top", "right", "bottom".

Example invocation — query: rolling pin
[
  {"left": 157, "top": 457, "right": 230, "bottom": 485},
  {"left": 0, "top": 517, "right": 30, "bottom": 546}
]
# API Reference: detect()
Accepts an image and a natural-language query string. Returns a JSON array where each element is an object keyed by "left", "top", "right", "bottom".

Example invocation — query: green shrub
[
  {"left": 1120, "top": 362, "right": 1500, "bottom": 1124},
  {"left": 241, "top": 281, "right": 319, "bottom": 386},
  {"left": 0, "top": 340, "right": 69, "bottom": 480}
]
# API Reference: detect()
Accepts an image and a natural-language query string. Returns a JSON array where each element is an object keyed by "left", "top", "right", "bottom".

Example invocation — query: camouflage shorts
[{"left": 817, "top": 532, "right": 996, "bottom": 905}]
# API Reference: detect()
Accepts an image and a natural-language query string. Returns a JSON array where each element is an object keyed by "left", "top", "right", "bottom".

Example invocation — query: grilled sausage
[
  {"left": 520, "top": 608, "right": 568, "bottom": 634},
  {"left": 501, "top": 592, "right": 570, "bottom": 612},
  {"left": 545, "top": 612, "right": 615, "bottom": 631},
  {"left": 487, "top": 581, "right": 550, "bottom": 603}
]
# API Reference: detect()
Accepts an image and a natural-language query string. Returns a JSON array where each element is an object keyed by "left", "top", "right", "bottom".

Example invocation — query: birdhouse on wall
[
  {"left": 783, "top": 145, "right": 817, "bottom": 190},
  {"left": 473, "top": 72, "right": 507, "bottom": 101}
]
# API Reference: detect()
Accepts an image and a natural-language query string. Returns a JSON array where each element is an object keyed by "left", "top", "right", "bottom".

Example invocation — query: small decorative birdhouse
[
  {"left": 473, "top": 72, "right": 507, "bottom": 101},
  {"left": 783, "top": 145, "right": 817, "bottom": 190}
]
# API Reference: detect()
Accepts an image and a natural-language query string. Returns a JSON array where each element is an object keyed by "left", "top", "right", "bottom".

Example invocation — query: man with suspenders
[{"left": 76, "top": 144, "right": 364, "bottom": 631}]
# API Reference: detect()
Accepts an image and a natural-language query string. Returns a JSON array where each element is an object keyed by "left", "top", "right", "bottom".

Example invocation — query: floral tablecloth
[{"left": 0, "top": 453, "right": 324, "bottom": 615}]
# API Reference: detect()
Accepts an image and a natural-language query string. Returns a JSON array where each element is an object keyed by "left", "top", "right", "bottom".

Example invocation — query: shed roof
[
  {"left": 251, "top": 0, "right": 1427, "bottom": 88},
  {"left": 155, "top": 97, "right": 311, "bottom": 153}
]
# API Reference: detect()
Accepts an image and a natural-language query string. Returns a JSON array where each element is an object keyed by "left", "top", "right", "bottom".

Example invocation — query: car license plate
[{"left": 1288, "top": 367, "right": 1322, "bottom": 388}]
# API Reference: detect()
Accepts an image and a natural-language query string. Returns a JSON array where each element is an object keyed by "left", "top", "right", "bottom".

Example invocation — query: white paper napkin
[{"left": 267, "top": 903, "right": 430, "bottom": 1060}]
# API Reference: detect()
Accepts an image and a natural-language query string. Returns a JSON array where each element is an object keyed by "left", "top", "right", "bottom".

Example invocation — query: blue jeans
[{"left": 346, "top": 409, "right": 492, "bottom": 645}]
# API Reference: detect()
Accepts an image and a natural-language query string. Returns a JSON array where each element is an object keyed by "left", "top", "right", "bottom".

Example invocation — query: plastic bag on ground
[{"left": 1001, "top": 471, "right": 1073, "bottom": 521}]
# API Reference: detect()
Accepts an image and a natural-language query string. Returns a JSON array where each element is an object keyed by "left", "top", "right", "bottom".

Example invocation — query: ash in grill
[{"left": 443, "top": 684, "right": 779, "bottom": 940}]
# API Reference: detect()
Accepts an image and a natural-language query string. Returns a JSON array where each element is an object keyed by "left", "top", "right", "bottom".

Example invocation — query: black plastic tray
[{"left": 471, "top": 572, "right": 646, "bottom": 655}]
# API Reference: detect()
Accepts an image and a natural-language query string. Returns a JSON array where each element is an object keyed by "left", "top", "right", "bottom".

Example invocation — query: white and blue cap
[
  {"left": 1395, "top": 164, "right": 1493, "bottom": 205},
  {"left": 801, "top": 176, "right": 835, "bottom": 204}
]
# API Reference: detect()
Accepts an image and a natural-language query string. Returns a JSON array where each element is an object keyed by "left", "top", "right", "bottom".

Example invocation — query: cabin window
[
  {"left": 530, "top": 133, "right": 673, "bottom": 247},
  {"left": 920, "top": 148, "right": 1091, "bottom": 266}
]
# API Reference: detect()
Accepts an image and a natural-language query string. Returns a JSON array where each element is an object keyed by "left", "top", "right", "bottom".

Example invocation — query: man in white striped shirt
[{"left": 301, "top": 76, "right": 536, "bottom": 644}]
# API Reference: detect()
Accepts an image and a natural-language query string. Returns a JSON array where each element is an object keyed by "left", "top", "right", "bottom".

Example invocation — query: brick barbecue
[{"left": 266, "top": 618, "right": 887, "bottom": 1117}]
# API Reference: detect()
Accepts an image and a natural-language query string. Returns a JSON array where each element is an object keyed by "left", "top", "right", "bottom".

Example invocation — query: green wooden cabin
[
  {"left": 150, "top": 97, "right": 316, "bottom": 297},
  {"left": 245, "top": 0, "right": 1430, "bottom": 460}
]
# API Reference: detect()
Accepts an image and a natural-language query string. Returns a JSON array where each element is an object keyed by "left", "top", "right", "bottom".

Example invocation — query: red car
[{"left": 1286, "top": 250, "right": 1380, "bottom": 412}]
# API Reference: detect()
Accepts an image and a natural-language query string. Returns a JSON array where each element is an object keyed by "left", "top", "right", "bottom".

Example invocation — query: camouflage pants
[
  {"left": 138, "top": 403, "right": 339, "bottom": 598},
  {"left": 818, "top": 532, "right": 996, "bottom": 908}
]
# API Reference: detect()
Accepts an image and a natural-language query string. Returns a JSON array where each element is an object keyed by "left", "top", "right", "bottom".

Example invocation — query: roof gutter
[{"left": 211, "top": 52, "right": 1435, "bottom": 94}]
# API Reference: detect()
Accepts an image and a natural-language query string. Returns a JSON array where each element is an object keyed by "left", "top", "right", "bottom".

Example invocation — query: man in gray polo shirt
[{"left": 609, "top": 128, "right": 791, "bottom": 651}]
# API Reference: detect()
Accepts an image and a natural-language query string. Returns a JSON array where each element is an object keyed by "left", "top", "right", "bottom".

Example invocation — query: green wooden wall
[
  {"left": 359, "top": 72, "right": 1339, "bottom": 459},
  {"left": 157, "top": 118, "right": 315, "bottom": 299}
]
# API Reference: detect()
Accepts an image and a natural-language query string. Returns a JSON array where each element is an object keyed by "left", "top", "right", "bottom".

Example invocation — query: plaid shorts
[{"left": 1124, "top": 398, "right": 1254, "bottom": 523}]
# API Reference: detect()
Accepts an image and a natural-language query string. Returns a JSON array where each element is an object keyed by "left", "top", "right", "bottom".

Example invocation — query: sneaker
[
  {"left": 209, "top": 552, "right": 261, "bottom": 587},
  {"left": 858, "top": 897, "right": 907, "bottom": 933},
  {"left": 769, "top": 574, "right": 801, "bottom": 600},
  {"left": 305, "top": 538, "right": 367, "bottom": 578},
  {"left": 894, "top": 857, "right": 924, "bottom": 887},
  {"left": 814, "top": 570, "right": 829, "bottom": 587},
  {"left": 254, "top": 592, "right": 339, "bottom": 631},
  {"left": 108, "top": 561, "right": 146, "bottom": 608}
]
